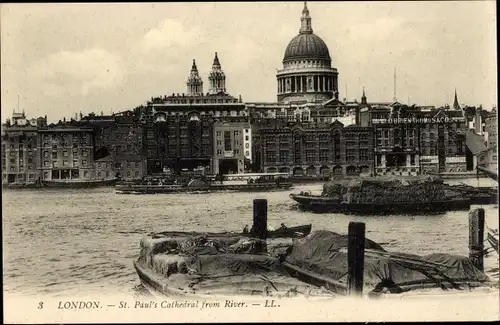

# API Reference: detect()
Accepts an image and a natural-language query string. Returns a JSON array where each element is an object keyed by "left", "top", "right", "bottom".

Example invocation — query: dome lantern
[{"left": 300, "top": 2, "right": 313, "bottom": 34}]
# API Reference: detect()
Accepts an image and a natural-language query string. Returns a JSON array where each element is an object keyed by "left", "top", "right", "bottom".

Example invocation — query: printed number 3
[{"left": 38, "top": 302, "right": 43, "bottom": 309}]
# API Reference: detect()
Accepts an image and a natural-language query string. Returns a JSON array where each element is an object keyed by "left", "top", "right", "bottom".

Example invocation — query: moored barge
[
  {"left": 42, "top": 177, "right": 118, "bottom": 188},
  {"left": 134, "top": 229, "right": 490, "bottom": 298},
  {"left": 116, "top": 173, "right": 293, "bottom": 194},
  {"left": 290, "top": 176, "right": 477, "bottom": 215},
  {"left": 290, "top": 193, "right": 471, "bottom": 214}
]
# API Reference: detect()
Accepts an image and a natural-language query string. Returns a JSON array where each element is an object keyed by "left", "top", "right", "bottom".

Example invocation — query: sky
[{"left": 1, "top": 1, "right": 497, "bottom": 122}]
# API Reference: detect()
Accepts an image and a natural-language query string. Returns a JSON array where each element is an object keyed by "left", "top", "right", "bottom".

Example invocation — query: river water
[{"left": 2, "top": 178, "right": 499, "bottom": 298}]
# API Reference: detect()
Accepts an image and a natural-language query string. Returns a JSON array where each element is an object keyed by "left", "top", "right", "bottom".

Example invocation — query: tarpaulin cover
[
  {"left": 139, "top": 235, "right": 328, "bottom": 297},
  {"left": 145, "top": 245, "right": 330, "bottom": 296},
  {"left": 285, "top": 230, "right": 489, "bottom": 291}
]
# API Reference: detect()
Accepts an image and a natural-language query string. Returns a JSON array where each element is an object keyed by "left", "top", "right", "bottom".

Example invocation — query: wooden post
[
  {"left": 469, "top": 208, "right": 485, "bottom": 272},
  {"left": 347, "top": 222, "right": 365, "bottom": 296},
  {"left": 252, "top": 199, "right": 268, "bottom": 253}
]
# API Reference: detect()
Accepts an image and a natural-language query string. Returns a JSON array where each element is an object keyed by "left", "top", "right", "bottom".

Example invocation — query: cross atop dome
[{"left": 300, "top": 1, "right": 313, "bottom": 34}]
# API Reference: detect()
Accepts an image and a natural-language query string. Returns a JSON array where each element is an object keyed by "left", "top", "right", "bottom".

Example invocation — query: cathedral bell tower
[
  {"left": 186, "top": 59, "right": 203, "bottom": 95},
  {"left": 208, "top": 52, "right": 227, "bottom": 95}
]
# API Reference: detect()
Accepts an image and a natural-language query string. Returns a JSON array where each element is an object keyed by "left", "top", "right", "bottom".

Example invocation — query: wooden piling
[
  {"left": 468, "top": 208, "right": 485, "bottom": 272},
  {"left": 347, "top": 222, "right": 365, "bottom": 296},
  {"left": 252, "top": 199, "right": 268, "bottom": 253}
]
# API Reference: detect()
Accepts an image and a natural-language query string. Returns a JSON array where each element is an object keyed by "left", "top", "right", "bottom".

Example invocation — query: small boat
[
  {"left": 41, "top": 178, "right": 118, "bottom": 188},
  {"left": 487, "top": 227, "right": 499, "bottom": 254},
  {"left": 150, "top": 224, "right": 312, "bottom": 239}
]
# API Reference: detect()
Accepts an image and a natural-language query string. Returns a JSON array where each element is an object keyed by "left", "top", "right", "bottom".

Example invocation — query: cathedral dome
[{"left": 283, "top": 33, "right": 331, "bottom": 63}]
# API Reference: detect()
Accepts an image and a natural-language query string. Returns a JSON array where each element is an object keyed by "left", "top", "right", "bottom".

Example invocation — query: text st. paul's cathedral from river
[{"left": 1, "top": 2, "right": 497, "bottom": 186}]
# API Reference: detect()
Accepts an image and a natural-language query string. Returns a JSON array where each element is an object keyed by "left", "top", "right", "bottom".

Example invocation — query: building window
[
  {"left": 224, "top": 131, "right": 231, "bottom": 151},
  {"left": 319, "top": 150, "right": 329, "bottom": 162},
  {"left": 82, "top": 160, "right": 88, "bottom": 166},
  {"left": 73, "top": 160, "right": 79, "bottom": 167},
  {"left": 305, "top": 150, "right": 316, "bottom": 163},
  {"left": 279, "top": 150, "right": 289, "bottom": 162},
  {"left": 82, "top": 150, "right": 88, "bottom": 157},
  {"left": 245, "top": 143, "right": 249, "bottom": 148},
  {"left": 216, "top": 131, "right": 221, "bottom": 138},
  {"left": 44, "top": 161, "right": 49, "bottom": 166},
  {"left": 52, "top": 161, "right": 58, "bottom": 167},
  {"left": 217, "top": 149, "right": 222, "bottom": 155},
  {"left": 52, "top": 152, "right": 58, "bottom": 159},
  {"left": 63, "top": 150, "right": 69, "bottom": 157},
  {"left": 266, "top": 150, "right": 276, "bottom": 163},
  {"left": 245, "top": 135, "right": 249, "bottom": 141},
  {"left": 359, "top": 149, "right": 369, "bottom": 161},
  {"left": 346, "top": 149, "right": 357, "bottom": 162},
  {"left": 234, "top": 149, "right": 240, "bottom": 155}
]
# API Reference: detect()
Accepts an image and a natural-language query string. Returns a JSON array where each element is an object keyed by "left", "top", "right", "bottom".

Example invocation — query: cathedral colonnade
[{"left": 277, "top": 74, "right": 338, "bottom": 94}]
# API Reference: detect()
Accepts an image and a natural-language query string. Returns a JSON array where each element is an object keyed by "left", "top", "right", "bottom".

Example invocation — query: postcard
[{"left": 2, "top": 1, "right": 498, "bottom": 323}]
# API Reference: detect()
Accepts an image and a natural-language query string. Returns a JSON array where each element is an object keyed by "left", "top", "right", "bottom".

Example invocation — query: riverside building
[
  {"left": 364, "top": 102, "right": 468, "bottom": 176},
  {"left": 138, "top": 54, "right": 249, "bottom": 174},
  {"left": 1, "top": 112, "right": 46, "bottom": 185}
]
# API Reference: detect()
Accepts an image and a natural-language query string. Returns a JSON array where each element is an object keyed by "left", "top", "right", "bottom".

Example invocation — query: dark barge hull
[
  {"left": 2, "top": 182, "right": 42, "bottom": 189},
  {"left": 116, "top": 182, "right": 293, "bottom": 194},
  {"left": 289, "top": 194, "right": 471, "bottom": 215},
  {"left": 42, "top": 178, "right": 118, "bottom": 188}
]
